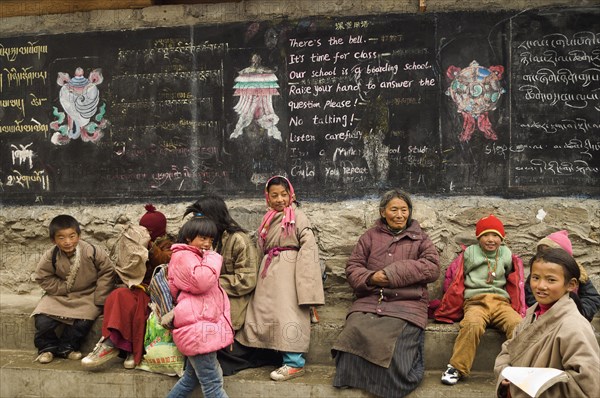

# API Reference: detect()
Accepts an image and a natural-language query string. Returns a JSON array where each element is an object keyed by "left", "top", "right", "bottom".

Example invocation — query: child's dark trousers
[{"left": 34, "top": 314, "right": 94, "bottom": 356}]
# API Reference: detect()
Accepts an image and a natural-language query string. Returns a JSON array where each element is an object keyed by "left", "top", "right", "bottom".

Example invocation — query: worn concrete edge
[{"left": 0, "top": 349, "right": 497, "bottom": 398}]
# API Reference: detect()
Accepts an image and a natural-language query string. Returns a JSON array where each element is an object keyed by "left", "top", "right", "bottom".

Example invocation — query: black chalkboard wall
[{"left": 1, "top": 6, "right": 599, "bottom": 204}]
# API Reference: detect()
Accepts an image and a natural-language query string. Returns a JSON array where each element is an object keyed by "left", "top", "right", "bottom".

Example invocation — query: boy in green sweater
[{"left": 440, "top": 215, "right": 524, "bottom": 385}]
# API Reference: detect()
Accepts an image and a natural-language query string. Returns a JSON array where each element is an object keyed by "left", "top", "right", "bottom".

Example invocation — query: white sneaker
[
  {"left": 81, "top": 338, "right": 118, "bottom": 368},
  {"left": 270, "top": 365, "right": 305, "bottom": 381},
  {"left": 67, "top": 351, "right": 82, "bottom": 360},
  {"left": 35, "top": 352, "right": 54, "bottom": 364},
  {"left": 123, "top": 353, "right": 135, "bottom": 369},
  {"left": 441, "top": 364, "right": 461, "bottom": 385}
]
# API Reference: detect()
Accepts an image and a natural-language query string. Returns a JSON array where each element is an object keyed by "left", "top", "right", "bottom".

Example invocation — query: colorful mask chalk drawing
[{"left": 446, "top": 60, "right": 505, "bottom": 142}]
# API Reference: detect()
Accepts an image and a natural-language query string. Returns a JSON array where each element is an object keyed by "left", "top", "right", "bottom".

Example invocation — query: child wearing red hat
[
  {"left": 524, "top": 230, "right": 600, "bottom": 321},
  {"left": 435, "top": 215, "right": 526, "bottom": 386},
  {"left": 82, "top": 204, "right": 174, "bottom": 370},
  {"left": 139, "top": 204, "right": 167, "bottom": 242}
]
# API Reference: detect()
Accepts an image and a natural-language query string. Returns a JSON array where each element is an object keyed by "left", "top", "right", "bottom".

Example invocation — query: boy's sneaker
[
  {"left": 123, "top": 353, "right": 135, "bottom": 369},
  {"left": 81, "top": 339, "right": 118, "bottom": 368},
  {"left": 67, "top": 351, "right": 82, "bottom": 360},
  {"left": 35, "top": 352, "right": 54, "bottom": 364},
  {"left": 270, "top": 364, "right": 305, "bottom": 381},
  {"left": 441, "top": 364, "right": 461, "bottom": 385}
]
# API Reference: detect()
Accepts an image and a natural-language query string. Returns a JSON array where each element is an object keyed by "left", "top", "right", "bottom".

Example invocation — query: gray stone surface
[
  {"left": 2, "top": 197, "right": 599, "bottom": 304},
  {"left": 7, "top": 293, "right": 600, "bottom": 373},
  {"left": 0, "top": 349, "right": 498, "bottom": 398},
  {"left": 0, "top": 0, "right": 599, "bottom": 311}
]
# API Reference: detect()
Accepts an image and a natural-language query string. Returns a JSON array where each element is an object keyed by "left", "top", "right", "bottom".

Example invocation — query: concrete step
[
  {"left": 3, "top": 293, "right": 598, "bottom": 374},
  {"left": 0, "top": 349, "right": 497, "bottom": 398},
  {"left": 0, "top": 293, "right": 507, "bottom": 372}
]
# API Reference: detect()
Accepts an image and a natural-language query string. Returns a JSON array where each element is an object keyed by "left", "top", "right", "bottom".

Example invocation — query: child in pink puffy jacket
[{"left": 166, "top": 216, "right": 234, "bottom": 398}]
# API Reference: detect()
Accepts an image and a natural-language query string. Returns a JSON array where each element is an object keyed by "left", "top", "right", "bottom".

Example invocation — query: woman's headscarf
[{"left": 257, "top": 176, "right": 296, "bottom": 247}]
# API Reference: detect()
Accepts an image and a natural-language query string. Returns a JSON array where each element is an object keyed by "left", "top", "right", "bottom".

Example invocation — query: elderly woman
[{"left": 332, "top": 189, "right": 440, "bottom": 398}]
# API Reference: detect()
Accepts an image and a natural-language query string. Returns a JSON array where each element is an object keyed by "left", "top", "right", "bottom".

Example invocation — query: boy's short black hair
[
  {"left": 177, "top": 216, "right": 218, "bottom": 244},
  {"left": 49, "top": 215, "right": 81, "bottom": 240}
]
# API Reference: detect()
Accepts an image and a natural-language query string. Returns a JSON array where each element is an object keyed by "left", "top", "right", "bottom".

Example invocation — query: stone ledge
[
  {"left": 0, "top": 293, "right": 508, "bottom": 371},
  {"left": 6, "top": 293, "right": 597, "bottom": 372},
  {"left": 0, "top": 349, "right": 497, "bottom": 398}
]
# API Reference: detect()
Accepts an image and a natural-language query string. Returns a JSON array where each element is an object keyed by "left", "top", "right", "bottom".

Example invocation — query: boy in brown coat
[{"left": 32, "top": 215, "right": 114, "bottom": 364}]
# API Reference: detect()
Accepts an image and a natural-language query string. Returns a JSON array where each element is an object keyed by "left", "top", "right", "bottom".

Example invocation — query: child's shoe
[
  {"left": 270, "top": 364, "right": 305, "bottom": 381},
  {"left": 81, "top": 338, "right": 119, "bottom": 368},
  {"left": 35, "top": 352, "right": 54, "bottom": 364},
  {"left": 441, "top": 364, "right": 461, "bottom": 385},
  {"left": 67, "top": 351, "right": 82, "bottom": 360},
  {"left": 56, "top": 348, "right": 82, "bottom": 359},
  {"left": 123, "top": 353, "right": 135, "bottom": 369}
]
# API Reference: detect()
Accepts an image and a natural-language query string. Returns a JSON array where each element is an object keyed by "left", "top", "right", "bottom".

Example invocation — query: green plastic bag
[{"left": 136, "top": 310, "right": 185, "bottom": 377}]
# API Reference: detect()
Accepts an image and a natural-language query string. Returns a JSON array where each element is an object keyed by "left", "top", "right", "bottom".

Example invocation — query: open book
[{"left": 501, "top": 367, "right": 568, "bottom": 397}]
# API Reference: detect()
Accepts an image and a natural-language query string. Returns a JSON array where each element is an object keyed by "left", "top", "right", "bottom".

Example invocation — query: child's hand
[{"left": 160, "top": 310, "right": 175, "bottom": 330}]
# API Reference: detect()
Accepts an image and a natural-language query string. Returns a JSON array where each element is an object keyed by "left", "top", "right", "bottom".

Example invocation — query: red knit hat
[
  {"left": 139, "top": 204, "right": 167, "bottom": 241},
  {"left": 538, "top": 230, "right": 572, "bottom": 255},
  {"left": 475, "top": 214, "right": 505, "bottom": 240}
]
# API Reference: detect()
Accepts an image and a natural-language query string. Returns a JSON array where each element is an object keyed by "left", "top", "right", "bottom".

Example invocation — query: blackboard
[{"left": 1, "top": 6, "right": 598, "bottom": 204}]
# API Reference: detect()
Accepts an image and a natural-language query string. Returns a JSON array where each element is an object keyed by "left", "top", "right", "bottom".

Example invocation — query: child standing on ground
[
  {"left": 235, "top": 175, "right": 325, "bottom": 381},
  {"left": 495, "top": 248, "right": 600, "bottom": 398},
  {"left": 166, "top": 216, "right": 233, "bottom": 398},
  {"left": 434, "top": 214, "right": 526, "bottom": 385},
  {"left": 32, "top": 215, "right": 115, "bottom": 364},
  {"left": 184, "top": 197, "right": 280, "bottom": 376}
]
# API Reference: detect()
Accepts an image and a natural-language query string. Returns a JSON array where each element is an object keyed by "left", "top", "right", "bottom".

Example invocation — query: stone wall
[
  {"left": 2, "top": 197, "right": 599, "bottom": 305},
  {"left": 1, "top": 0, "right": 599, "bottom": 305}
]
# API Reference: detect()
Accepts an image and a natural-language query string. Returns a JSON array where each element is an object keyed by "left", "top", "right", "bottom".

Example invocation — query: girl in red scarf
[{"left": 236, "top": 176, "right": 325, "bottom": 381}]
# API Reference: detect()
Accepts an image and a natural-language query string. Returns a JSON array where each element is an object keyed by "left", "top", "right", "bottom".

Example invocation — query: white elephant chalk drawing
[{"left": 49, "top": 67, "right": 109, "bottom": 145}]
